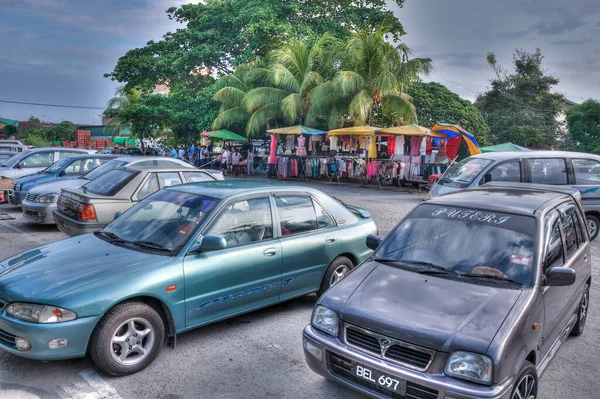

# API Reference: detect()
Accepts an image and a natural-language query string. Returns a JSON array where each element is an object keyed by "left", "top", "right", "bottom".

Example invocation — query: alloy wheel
[
  {"left": 329, "top": 265, "right": 350, "bottom": 287},
  {"left": 580, "top": 286, "right": 589, "bottom": 326},
  {"left": 110, "top": 317, "right": 155, "bottom": 366},
  {"left": 586, "top": 219, "right": 597, "bottom": 239},
  {"left": 513, "top": 374, "right": 536, "bottom": 399}
]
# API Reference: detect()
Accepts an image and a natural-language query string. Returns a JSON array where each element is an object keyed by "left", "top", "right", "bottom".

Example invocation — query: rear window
[
  {"left": 84, "top": 169, "right": 136, "bottom": 196},
  {"left": 83, "top": 160, "right": 129, "bottom": 181}
]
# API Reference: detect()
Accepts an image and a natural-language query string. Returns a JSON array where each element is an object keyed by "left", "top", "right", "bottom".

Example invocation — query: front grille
[
  {"left": 345, "top": 325, "right": 435, "bottom": 371},
  {"left": 24, "top": 210, "right": 42, "bottom": 219},
  {"left": 25, "top": 193, "right": 39, "bottom": 202},
  {"left": 0, "top": 329, "right": 16, "bottom": 349},
  {"left": 328, "top": 352, "right": 438, "bottom": 399}
]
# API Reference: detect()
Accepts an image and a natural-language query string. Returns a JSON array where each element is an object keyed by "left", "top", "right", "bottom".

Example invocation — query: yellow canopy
[
  {"left": 378, "top": 125, "right": 449, "bottom": 138},
  {"left": 327, "top": 126, "right": 381, "bottom": 136}
]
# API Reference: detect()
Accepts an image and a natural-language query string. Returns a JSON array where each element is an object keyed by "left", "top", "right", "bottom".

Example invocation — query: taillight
[
  {"left": 78, "top": 204, "right": 97, "bottom": 221},
  {"left": 0, "top": 192, "right": 4, "bottom": 202}
]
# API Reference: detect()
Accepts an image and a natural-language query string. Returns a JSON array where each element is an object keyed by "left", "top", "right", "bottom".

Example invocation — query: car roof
[
  {"left": 63, "top": 153, "right": 118, "bottom": 160},
  {"left": 111, "top": 155, "right": 185, "bottom": 162},
  {"left": 0, "top": 151, "right": 15, "bottom": 155},
  {"left": 122, "top": 165, "right": 196, "bottom": 172},
  {"left": 167, "top": 180, "right": 321, "bottom": 199},
  {"left": 470, "top": 150, "right": 600, "bottom": 162},
  {"left": 425, "top": 185, "right": 575, "bottom": 216}
]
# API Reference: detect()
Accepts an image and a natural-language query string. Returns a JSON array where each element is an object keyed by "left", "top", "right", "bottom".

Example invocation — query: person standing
[
  {"left": 221, "top": 147, "right": 230, "bottom": 176},
  {"left": 178, "top": 147, "right": 185, "bottom": 159},
  {"left": 189, "top": 144, "right": 196, "bottom": 162},
  {"left": 171, "top": 146, "right": 178, "bottom": 158},
  {"left": 198, "top": 146, "right": 206, "bottom": 167},
  {"left": 247, "top": 149, "right": 254, "bottom": 176},
  {"left": 231, "top": 149, "right": 242, "bottom": 177}
]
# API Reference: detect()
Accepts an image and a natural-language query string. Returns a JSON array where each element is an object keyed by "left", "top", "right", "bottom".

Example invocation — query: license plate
[
  {"left": 354, "top": 363, "right": 407, "bottom": 395},
  {"left": 60, "top": 220, "right": 71, "bottom": 232}
]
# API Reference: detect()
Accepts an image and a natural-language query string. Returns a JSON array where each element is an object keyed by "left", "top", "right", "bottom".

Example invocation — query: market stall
[
  {"left": 431, "top": 123, "right": 481, "bottom": 161},
  {"left": 480, "top": 142, "right": 530, "bottom": 153}
]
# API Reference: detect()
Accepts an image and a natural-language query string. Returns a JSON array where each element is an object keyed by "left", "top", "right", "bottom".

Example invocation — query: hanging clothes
[
  {"left": 410, "top": 137, "right": 422, "bottom": 157},
  {"left": 437, "top": 139, "right": 447, "bottom": 159},
  {"left": 269, "top": 135, "right": 278, "bottom": 164},
  {"left": 446, "top": 136, "right": 461, "bottom": 160},
  {"left": 367, "top": 136, "right": 378, "bottom": 159},
  {"left": 296, "top": 136, "right": 307, "bottom": 156},
  {"left": 404, "top": 138, "right": 411, "bottom": 155},
  {"left": 387, "top": 136, "right": 396, "bottom": 155},
  {"left": 329, "top": 136, "right": 339, "bottom": 151},
  {"left": 420, "top": 137, "right": 427, "bottom": 156},
  {"left": 395, "top": 136, "right": 405, "bottom": 155},
  {"left": 425, "top": 137, "right": 433, "bottom": 155}
]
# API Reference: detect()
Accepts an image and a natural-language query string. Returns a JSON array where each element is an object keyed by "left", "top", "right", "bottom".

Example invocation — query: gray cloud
[
  {"left": 497, "top": 30, "right": 531, "bottom": 40},
  {"left": 548, "top": 38, "right": 595, "bottom": 46}
]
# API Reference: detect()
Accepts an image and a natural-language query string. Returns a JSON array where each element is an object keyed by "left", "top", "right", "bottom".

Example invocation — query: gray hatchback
[{"left": 304, "top": 184, "right": 591, "bottom": 399}]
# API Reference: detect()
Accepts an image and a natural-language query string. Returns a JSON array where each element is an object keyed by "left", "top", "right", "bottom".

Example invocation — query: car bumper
[
  {"left": 52, "top": 210, "right": 106, "bottom": 236},
  {"left": 0, "top": 314, "right": 101, "bottom": 361},
  {"left": 21, "top": 200, "right": 57, "bottom": 224},
  {"left": 302, "top": 325, "right": 514, "bottom": 399},
  {"left": 7, "top": 190, "right": 25, "bottom": 205}
]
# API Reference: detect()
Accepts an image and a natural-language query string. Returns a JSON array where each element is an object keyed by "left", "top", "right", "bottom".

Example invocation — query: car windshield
[
  {"left": 102, "top": 190, "right": 218, "bottom": 252},
  {"left": 0, "top": 151, "right": 27, "bottom": 167},
  {"left": 43, "top": 157, "right": 72, "bottom": 174},
  {"left": 0, "top": 154, "right": 13, "bottom": 162},
  {"left": 82, "top": 159, "right": 129, "bottom": 180},
  {"left": 439, "top": 158, "right": 492, "bottom": 188},
  {"left": 84, "top": 169, "right": 136, "bottom": 196},
  {"left": 375, "top": 204, "right": 536, "bottom": 286}
]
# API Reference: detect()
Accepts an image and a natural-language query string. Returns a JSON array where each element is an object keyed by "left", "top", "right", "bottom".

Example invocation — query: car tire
[
  {"left": 510, "top": 361, "right": 538, "bottom": 399},
  {"left": 90, "top": 302, "right": 165, "bottom": 376},
  {"left": 317, "top": 256, "right": 354, "bottom": 297},
  {"left": 571, "top": 283, "right": 590, "bottom": 337},
  {"left": 585, "top": 214, "right": 599, "bottom": 241}
]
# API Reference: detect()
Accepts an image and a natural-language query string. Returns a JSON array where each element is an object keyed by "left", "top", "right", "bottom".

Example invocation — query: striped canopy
[{"left": 266, "top": 125, "right": 326, "bottom": 135}]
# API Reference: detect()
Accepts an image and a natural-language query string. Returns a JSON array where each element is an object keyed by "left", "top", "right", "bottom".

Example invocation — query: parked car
[
  {"left": 53, "top": 166, "right": 221, "bottom": 236},
  {"left": 0, "top": 144, "right": 27, "bottom": 152},
  {"left": 20, "top": 156, "right": 205, "bottom": 225},
  {"left": 9, "top": 154, "right": 118, "bottom": 206},
  {"left": 0, "top": 151, "right": 17, "bottom": 163},
  {"left": 0, "top": 181, "right": 376, "bottom": 376},
  {"left": 0, "top": 148, "right": 95, "bottom": 203},
  {"left": 100, "top": 147, "right": 144, "bottom": 156},
  {"left": 428, "top": 151, "right": 600, "bottom": 240},
  {"left": 304, "top": 183, "right": 591, "bottom": 399},
  {"left": 0, "top": 139, "right": 25, "bottom": 146}
]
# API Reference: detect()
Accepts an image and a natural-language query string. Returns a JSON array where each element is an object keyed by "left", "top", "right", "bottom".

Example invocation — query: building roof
[{"left": 425, "top": 185, "right": 575, "bottom": 216}]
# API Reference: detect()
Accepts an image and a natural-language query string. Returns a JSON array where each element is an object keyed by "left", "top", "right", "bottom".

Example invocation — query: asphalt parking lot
[{"left": 0, "top": 180, "right": 598, "bottom": 399}]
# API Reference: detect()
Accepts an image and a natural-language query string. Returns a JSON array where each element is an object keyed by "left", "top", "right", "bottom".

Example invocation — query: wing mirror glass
[
  {"left": 544, "top": 267, "right": 576, "bottom": 287},
  {"left": 366, "top": 235, "right": 382, "bottom": 251},
  {"left": 18, "top": 161, "right": 26, "bottom": 169},
  {"left": 189, "top": 235, "right": 227, "bottom": 254},
  {"left": 480, "top": 173, "right": 492, "bottom": 185},
  {"left": 114, "top": 211, "right": 122, "bottom": 219}
]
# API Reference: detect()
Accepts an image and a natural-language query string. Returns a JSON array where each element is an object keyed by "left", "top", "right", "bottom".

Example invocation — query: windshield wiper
[
  {"left": 373, "top": 258, "right": 456, "bottom": 275},
  {"left": 131, "top": 241, "right": 173, "bottom": 253},
  {"left": 459, "top": 273, "right": 523, "bottom": 286},
  {"left": 93, "top": 230, "right": 127, "bottom": 243}
]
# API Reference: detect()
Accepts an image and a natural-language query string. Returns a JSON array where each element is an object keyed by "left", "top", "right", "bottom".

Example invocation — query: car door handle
[
  {"left": 263, "top": 248, "right": 279, "bottom": 257},
  {"left": 584, "top": 254, "right": 589, "bottom": 262},
  {"left": 325, "top": 238, "right": 336, "bottom": 244}
]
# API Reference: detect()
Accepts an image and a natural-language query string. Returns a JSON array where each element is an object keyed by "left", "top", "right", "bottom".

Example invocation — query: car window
[
  {"left": 572, "top": 158, "right": 600, "bottom": 184},
  {"left": 439, "top": 158, "right": 493, "bottom": 188},
  {"left": 58, "top": 151, "right": 82, "bottom": 159},
  {"left": 83, "top": 160, "right": 128, "bottom": 180},
  {"left": 314, "top": 200, "right": 335, "bottom": 229},
  {"left": 206, "top": 197, "right": 273, "bottom": 247},
  {"left": 137, "top": 173, "right": 160, "bottom": 201},
  {"left": 85, "top": 169, "right": 136, "bottom": 196},
  {"left": 183, "top": 171, "right": 214, "bottom": 183},
  {"left": 133, "top": 160, "right": 158, "bottom": 167},
  {"left": 158, "top": 160, "right": 181, "bottom": 167},
  {"left": 22, "top": 152, "right": 54, "bottom": 168},
  {"left": 560, "top": 204, "right": 584, "bottom": 257},
  {"left": 157, "top": 172, "right": 182, "bottom": 188},
  {"left": 545, "top": 211, "right": 564, "bottom": 270},
  {"left": 63, "top": 159, "right": 96, "bottom": 175},
  {"left": 487, "top": 160, "right": 521, "bottom": 183},
  {"left": 275, "top": 196, "right": 319, "bottom": 236},
  {"left": 528, "top": 158, "right": 567, "bottom": 185}
]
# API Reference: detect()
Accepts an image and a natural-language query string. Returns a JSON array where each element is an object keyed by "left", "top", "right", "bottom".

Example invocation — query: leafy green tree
[
  {"left": 46, "top": 121, "right": 76, "bottom": 142},
  {"left": 564, "top": 100, "right": 600, "bottom": 153},
  {"left": 213, "top": 36, "right": 337, "bottom": 136},
  {"left": 475, "top": 49, "right": 564, "bottom": 147},
  {"left": 28, "top": 116, "right": 41, "bottom": 123},
  {"left": 103, "top": 86, "right": 142, "bottom": 137},
  {"left": 408, "top": 82, "right": 491, "bottom": 146},
  {"left": 105, "top": 0, "right": 405, "bottom": 91},
  {"left": 311, "top": 25, "right": 432, "bottom": 128}
]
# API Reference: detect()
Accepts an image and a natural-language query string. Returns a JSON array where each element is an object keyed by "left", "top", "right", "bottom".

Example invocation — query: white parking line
[{"left": 79, "top": 369, "right": 123, "bottom": 399}]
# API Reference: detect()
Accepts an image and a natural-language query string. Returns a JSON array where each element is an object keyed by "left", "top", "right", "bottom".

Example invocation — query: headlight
[
  {"left": 36, "top": 193, "right": 59, "bottom": 203},
  {"left": 311, "top": 305, "right": 339, "bottom": 336},
  {"left": 6, "top": 303, "right": 78, "bottom": 324},
  {"left": 445, "top": 351, "right": 493, "bottom": 385}
]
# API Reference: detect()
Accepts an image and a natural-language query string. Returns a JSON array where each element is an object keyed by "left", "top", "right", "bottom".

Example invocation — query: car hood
[
  {"left": 28, "top": 178, "right": 86, "bottom": 195},
  {"left": 335, "top": 262, "right": 522, "bottom": 354},
  {"left": 0, "top": 234, "right": 163, "bottom": 303},
  {"left": 15, "top": 173, "right": 56, "bottom": 190}
]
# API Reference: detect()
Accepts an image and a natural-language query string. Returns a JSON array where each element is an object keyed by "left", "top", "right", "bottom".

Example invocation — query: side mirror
[
  {"left": 58, "top": 170, "right": 66, "bottom": 177},
  {"left": 480, "top": 173, "right": 492, "bottom": 185},
  {"left": 114, "top": 211, "right": 122, "bottom": 219},
  {"left": 17, "top": 161, "right": 26, "bottom": 169},
  {"left": 366, "top": 235, "right": 382, "bottom": 251},
  {"left": 544, "top": 267, "right": 576, "bottom": 287},
  {"left": 189, "top": 235, "right": 227, "bottom": 254}
]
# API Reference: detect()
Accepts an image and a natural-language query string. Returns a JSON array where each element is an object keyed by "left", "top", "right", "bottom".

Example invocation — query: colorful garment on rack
[
  {"left": 446, "top": 136, "right": 461, "bottom": 160},
  {"left": 411, "top": 137, "right": 422, "bottom": 157},
  {"left": 437, "top": 139, "right": 447, "bottom": 159},
  {"left": 395, "top": 136, "right": 405, "bottom": 155},
  {"left": 296, "top": 136, "right": 307, "bottom": 156},
  {"left": 387, "top": 136, "right": 396, "bottom": 155},
  {"left": 426, "top": 137, "right": 433, "bottom": 155},
  {"left": 404, "top": 137, "right": 411, "bottom": 155},
  {"left": 329, "top": 136, "right": 339, "bottom": 151}
]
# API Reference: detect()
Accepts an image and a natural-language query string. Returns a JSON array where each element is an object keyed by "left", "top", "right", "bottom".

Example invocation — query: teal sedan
[{"left": 0, "top": 181, "right": 377, "bottom": 376}]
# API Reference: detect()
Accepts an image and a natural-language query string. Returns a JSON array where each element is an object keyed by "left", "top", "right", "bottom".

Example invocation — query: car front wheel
[
  {"left": 586, "top": 214, "right": 599, "bottom": 240},
  {"left": 511, "top": 361, "right": 538, "bottom": 399},
  {"left": 90, "top": 302, "right": 165, "bottom": 376},
  {"left": 317, "top": 256, "right": 354, "bottom": 297}
]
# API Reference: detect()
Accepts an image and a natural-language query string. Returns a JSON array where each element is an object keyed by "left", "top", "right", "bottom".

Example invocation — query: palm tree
[
  {"left": 103, "top": 86, "right": 141, "bottom": 138},
  {"left": 213, "top": 35, "right": 337, "bottom": 136},
  {"left": 311, "top": 25, "right": 433, "bottom": 128}
]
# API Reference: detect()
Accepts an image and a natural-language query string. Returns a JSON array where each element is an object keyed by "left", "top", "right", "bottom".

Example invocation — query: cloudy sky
[{"left": 0, "top": 0, "right": 598, "bottom": 124}]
